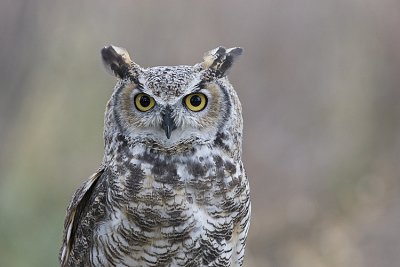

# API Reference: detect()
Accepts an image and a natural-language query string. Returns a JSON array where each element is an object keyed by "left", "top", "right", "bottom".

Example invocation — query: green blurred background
[{"left": 1, "top": 1, "right": 400, "bottom": 266}]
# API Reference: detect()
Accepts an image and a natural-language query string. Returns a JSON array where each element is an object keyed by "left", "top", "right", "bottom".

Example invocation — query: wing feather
[{"left": 60, "top": 168, "right": 104, "bottom": 266}]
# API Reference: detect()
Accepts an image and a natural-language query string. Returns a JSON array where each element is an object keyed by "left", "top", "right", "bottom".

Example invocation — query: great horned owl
[{"left": 60, "top": 45, "right": 251, "bottom": 267}]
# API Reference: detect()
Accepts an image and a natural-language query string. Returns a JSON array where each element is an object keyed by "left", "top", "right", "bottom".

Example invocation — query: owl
[{"left": 59, "top": 45, "right": 251, "bottom": 267}]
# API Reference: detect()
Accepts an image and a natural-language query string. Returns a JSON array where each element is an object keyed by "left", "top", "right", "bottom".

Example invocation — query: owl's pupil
[
  {"left": 190, "top": 95, "right": 202, "bottom": 107},
  {"left": 140, "top": 96, "right": 151, "bottom": 107}
]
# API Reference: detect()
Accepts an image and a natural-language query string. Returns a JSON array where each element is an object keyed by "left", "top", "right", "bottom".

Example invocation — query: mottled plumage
[{"left": 60, "top": 46, "right": 251, "bottom": 267}]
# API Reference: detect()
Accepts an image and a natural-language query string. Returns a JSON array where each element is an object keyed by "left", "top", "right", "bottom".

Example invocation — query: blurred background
[{"left": 1, "top": 0, "right": 400, "bottom": 266}]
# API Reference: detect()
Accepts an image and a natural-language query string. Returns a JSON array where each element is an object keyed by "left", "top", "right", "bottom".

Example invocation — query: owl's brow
[
  {"left": 192, "top": 81, "right": 206, "bottom": 92},
  {"left": 135, "top": 83, "right": 145, "bottom": 91}
]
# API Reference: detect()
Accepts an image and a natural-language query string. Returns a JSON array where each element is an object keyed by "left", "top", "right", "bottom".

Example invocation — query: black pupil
[
  {"left": 190, "top": 95, "right": 202, "bottom": 107},
  {"left": 139, "top": 95, "right": 151, "bottom": 107}
]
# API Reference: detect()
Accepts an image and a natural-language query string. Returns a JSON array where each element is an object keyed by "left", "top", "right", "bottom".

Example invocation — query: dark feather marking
[
  {"left": 213, "top": 81, "right": 233, "bottom": 152},
  {"left": 213, "top": 155, "right": 224, "bottom": 168},
  {"left": 224, "top": 161, "right": 236, "bottom": 175},
  {"left": 112, "top": 85, "right": 128, "bottom": 135},
  {"left": 68, "top": 169, "right": 104, "bottom": 256},
  {"left": 138, "top": 151, "right": 183, "bottom": 185},
  {"left": 187, "top": 161, "right": 208, "bottom": 177},
  {"left": 63, "top": 169, "right": 108, "bottom": 266}
]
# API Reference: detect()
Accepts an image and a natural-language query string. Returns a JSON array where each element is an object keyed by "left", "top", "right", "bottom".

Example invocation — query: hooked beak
[{"left": 161, "top": 106, "right": 176, "bottom": 139}]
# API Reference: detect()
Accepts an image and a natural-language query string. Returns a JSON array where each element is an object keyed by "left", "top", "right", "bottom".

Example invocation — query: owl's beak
[{"left": 161, "top": 106, "right": 176, "bottom": 139}]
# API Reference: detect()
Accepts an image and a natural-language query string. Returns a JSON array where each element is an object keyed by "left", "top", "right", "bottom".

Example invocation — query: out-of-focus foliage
[{"left": 0, "top": 1, "right": 399, "bottom": 266}]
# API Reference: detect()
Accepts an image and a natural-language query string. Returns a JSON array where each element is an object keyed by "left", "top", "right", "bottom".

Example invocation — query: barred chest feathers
[{"left": 93, "top": 137, "right": 249, "bottom": 266}]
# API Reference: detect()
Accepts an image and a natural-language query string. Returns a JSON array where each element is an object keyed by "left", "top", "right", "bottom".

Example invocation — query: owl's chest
[
  {"left": 92, "top": 152, "right": 247, "bottom": 265},
  {"left": 109, "top": 149, "right": 244, "bottom": 209}
]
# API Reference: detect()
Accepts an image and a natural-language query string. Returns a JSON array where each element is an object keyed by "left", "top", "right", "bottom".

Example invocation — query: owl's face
[{"left": 101, "top": 46, "right": 242, "bottom": 149}]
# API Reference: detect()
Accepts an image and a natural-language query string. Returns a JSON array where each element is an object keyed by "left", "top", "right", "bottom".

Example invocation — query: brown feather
[{"left": 60, "top": 168, "right": 104, "bottom": 266}]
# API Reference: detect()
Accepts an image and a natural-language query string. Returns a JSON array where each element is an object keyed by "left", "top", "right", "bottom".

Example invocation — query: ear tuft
[
  {"left": 202, "top": 46, "right": 243, "bottom": 78},
  {"left": 101, "top": 45, "right": 133, "bottom": 78}
]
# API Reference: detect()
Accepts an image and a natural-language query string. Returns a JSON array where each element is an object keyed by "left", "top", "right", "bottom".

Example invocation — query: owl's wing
[{"left": 59, "top": 168, "right": 104, "bottom": 267}]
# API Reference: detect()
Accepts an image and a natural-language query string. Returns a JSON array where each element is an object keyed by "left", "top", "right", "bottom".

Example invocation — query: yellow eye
[
  {"left": 184, "top": 93, "right": 207, "bottom": 112},
  {"left": 134, "top": 93, "right": 155, "bottom": 112}
]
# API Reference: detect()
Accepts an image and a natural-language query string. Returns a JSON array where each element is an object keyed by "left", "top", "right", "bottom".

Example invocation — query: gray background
[{"left": 1, "top": 1, "right": 399, "bottom": 266}]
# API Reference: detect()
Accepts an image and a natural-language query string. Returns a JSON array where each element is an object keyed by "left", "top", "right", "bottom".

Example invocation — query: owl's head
[{"left": 101, "top": 45, "right": 243, "bottom": 152}]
